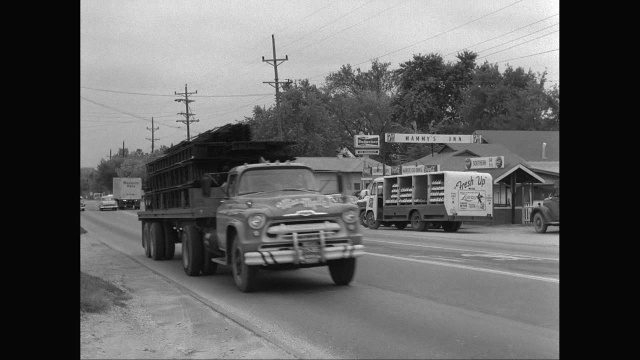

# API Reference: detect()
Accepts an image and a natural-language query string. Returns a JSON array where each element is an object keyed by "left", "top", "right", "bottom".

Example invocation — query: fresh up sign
[{"left": 354, "top": 135, "right": 380, "bottom": 148}]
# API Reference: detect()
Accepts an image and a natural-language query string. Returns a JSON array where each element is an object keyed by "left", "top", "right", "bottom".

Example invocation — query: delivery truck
[
  {"left": 113, "top": 177, "right": 142, "bottom": 209},
  {"left": 363, "top": 171, "right": 493, "bottom": 232},
  {"left": 137, "top": 123, "right": 364, "bottom": 292}
]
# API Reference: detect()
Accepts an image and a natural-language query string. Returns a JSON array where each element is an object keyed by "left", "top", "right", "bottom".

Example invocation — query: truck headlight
[
  {"left": 248, "top": 214, "right": 266, "bottom": 229},
  {"left": 342, "top": 209, "right": 358, "bottom": 224}
]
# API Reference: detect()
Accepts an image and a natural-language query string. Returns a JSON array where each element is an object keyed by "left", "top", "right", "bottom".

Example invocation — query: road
[{"left": 81, "top": 201, "right": 559, "bottom": 359}]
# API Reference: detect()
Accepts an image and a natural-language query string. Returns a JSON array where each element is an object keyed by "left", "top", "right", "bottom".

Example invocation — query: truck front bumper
[{"left": 244, "top": 244, "right": 364, "bottom": 266}]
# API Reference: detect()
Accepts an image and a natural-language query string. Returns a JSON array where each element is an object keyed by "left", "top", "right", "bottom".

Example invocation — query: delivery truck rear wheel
[
  {"left": 394, "top": 222, "right": 408, "bottom": 230},
  {"left": 442, "top": 221, "right": 462, "bottom": 232},
  {"left": 143, "top": 222, "right": 151, "bottom": 258},
  {"left": 359, "top": 210, "right": 368, "bottom": 227},
  {"left": 163, "top": 222, "right": 176, "bottom": 260},
  {"left": 328, "top": 258, "right": 356, "bottom": 285},
  {"left": 410, "top": 211, "right": 426, "bottom": 231},
  {"left": 149, "top": 222, "right": 165, "bottom": 260},
  {"left": 366, "top": 211, "right": 381, "bottom": 229},
  {"left": 231, "top": 235, "right": 258, "bottom": 292},
  {"left": 182, "top": 224, "right": 204, "bottom": 276}
]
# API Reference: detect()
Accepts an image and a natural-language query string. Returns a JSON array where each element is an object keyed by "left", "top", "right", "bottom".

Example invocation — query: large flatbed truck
[
  {"left": 364, "top": 171, "right": 493, "bottom": 231},
  {"left": 137, "top": 123, "right": 364, "bottom": 292}
]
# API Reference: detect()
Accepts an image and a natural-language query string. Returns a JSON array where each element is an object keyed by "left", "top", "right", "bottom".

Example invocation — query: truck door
[{"left": 365, "top": 179, "right": 382, "bottom": 221}]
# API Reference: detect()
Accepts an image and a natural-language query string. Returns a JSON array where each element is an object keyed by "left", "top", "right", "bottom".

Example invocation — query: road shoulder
[{"left": 80, "top": 229, "right": 294, "bottom": 359}]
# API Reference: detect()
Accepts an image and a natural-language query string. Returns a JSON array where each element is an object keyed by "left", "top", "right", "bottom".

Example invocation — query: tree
[
  {"left": 458, "top": 62, "right": 557, "bottom": 131},
  {"left": 391, "top": 51, "right": 477, "bottom": 134},
  {"left": 324, "top": 59, "right": 405, "bottom": 163}
]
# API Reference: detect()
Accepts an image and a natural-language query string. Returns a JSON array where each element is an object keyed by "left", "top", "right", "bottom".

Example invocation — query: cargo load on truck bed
[{"left": 142, "top": 123, "right": 295, "bottom": 213}]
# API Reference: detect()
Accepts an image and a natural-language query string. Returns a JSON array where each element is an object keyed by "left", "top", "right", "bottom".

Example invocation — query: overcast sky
[{"left": 80, "top": 0, "right": 559, "bottom": 168}]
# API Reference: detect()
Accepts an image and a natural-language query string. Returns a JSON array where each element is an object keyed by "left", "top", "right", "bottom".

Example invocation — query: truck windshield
[{"left": 237, "top": 168, "right": 317, "bottom": 195}]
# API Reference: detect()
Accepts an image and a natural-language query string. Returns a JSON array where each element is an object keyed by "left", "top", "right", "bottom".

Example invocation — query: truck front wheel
[
  {"left": 359, "top": 210, "right": 368, "bottom": 227},
  {"left": 366, "top": 211, "right": 381, "bottom": 229},
  {"left": 410, "top": 212, "right": 426, "bottom": 231},
  {"left": 149, "top": 222, "right": 165, "bottom": 260},
  {"left": 182, "top": 225, "right": 204, "bottom": 276},
  {"left": 231, "top": 235, "right": 258, "bottom": 292},
  {"left": 328, "top": 258, "right": 356, "bottom": 285},
  {"left": 533, "top": 213, "right": 548, "bottom": 233}
]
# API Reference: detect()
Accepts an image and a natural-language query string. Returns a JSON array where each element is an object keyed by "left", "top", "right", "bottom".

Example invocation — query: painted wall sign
[
  {"left": 354, "top": 135, "right": 380, "bottom": 148},
  {"left": 385, "top": 133, "right": 482, "bottom": 144},
  {"left": 355, "top": 149, "right": 380, "bottom": 155},
  {"left": 464, "top": 156, "right": 504, "bottom": 170},
  {"left": 401, "top": 164, "right": 440, "bottom": 174}
]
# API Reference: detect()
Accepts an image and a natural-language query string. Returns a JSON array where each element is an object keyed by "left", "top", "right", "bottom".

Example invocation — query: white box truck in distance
[
  {"left": 113, "top": 177, "right": 142, "bottom": 209},
  {"left": 363, "top": 171, "right": 493, "bottom": 231}
]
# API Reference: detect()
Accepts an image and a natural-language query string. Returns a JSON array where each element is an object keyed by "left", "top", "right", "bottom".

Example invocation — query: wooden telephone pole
[{"left": 262, "top": 34, "right": 291, "bottom": 140}]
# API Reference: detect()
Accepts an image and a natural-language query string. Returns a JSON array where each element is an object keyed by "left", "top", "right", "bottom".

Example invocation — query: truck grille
[{"left": 265, "top": 220, "right": 341, "bottom": 242}]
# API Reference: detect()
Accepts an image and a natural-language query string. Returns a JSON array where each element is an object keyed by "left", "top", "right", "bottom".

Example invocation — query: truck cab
[{"left": 201, "top": 161, "right": 364, "bottom": 292}]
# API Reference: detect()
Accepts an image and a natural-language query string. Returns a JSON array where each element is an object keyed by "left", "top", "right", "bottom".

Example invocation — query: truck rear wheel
[
  {"left": 182, "top": 224, "right": 203, "bottom": 276},
  {"left": 143, "top": 222, "right": 151, "bottom": 258},
  {"left": 328, "top": 258, "right": 356, "bottom": 285},
  {"left": 410, "top": 211, "right": 426, "bottom": 231},
  {"left": 231, "top": 234, "right": 258, "bottom": 292},
  {"left": 163, "top": 223, "right": 177, "bottom": 260},
  {"left": 442, "top": 221, "right": 462, "bottom": 232},
  {"left": 366, "top": 211, "right": 381, "bottom": 229},
  {"left": 533, "top": 213, "right": 548, "bottom": 233},
  {"left": 149, "top": 222, "right": 165, "bottom": 260}
]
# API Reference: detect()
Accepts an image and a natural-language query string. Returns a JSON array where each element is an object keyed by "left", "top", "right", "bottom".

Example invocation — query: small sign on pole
[
  {"left": 355, "top": 149, "right": 380, "bottom": 155},
  {"left": 354, "top": 135, "right": 380, "bottom": 148}
]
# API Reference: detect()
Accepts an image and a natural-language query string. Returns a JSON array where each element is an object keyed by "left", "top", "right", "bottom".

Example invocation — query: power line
[
  {"left": 444, "top": 13, "right": 559, "bottom": 57},
  {"left": 480, "top": 30, "right": 559, "bottom": 58},
  {"left": 494, "top": 48, "right": 559, "bottom": 64},
  {"left": 281, "top": 0, "right": 377, "bottom": 49},
  {"left": 80, "top": 95, "right": 182, "bottom": 129},
  {"left": 81, "top": 86, "right": 272, "bottom": 98},
  {"left": 475, "top": 24, "right": 558, "bottom": 55},
  {"left": 294, "top": 0, "right": 408, "bottom": 53},
  {"left": 352, "top": 0, "right": 527, "bottom": 67}
]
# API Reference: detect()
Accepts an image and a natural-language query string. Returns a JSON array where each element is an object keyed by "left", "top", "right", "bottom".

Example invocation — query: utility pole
[
  {"left": 122, "top": 140, "right": 125, "bottom": 158},
  {"left": 175, "top": 84, "right": 199, "bottom": 141},
  {"left": 262, "top": 34, "right": 291, "bottom": 140},
  {"left": 146, "top": 117, "right": 160, "bottom": 152}
]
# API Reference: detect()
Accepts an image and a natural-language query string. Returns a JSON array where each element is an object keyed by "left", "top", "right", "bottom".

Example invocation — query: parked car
[
  {"left": 530, "top": 182, "right": 559, "bottom": 233},
  {"left": 80, "top": 196, "right": 85, "bottom": 211},
  {"left": 98, "top": 195, "right": 118, "bottom": 211}
]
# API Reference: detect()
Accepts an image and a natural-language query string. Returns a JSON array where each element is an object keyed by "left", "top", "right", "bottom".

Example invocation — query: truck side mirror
[{"left": 202, "top": 177, "right": 211, "bottom": 197}]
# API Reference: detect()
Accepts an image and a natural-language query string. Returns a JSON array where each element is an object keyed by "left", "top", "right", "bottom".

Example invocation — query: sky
[{"left": 80, "top": 0, "right": 559, "bottom": 169}]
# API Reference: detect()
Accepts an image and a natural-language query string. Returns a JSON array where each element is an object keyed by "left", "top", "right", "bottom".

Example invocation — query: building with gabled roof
[
  {"left": 403, "top": 140, "right": 558, "bottom": 224},
  {"left": 295, "top": 156, "right": 383, "bottom": 195},
  {"left": 473, "top": 130, "right": 559, "bottom": 161}
]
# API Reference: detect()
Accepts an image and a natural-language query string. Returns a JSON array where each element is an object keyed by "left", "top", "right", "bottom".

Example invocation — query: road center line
[
  {"left": 364, "top": 238, "right": 559, "bottom": 262},
  {"left": 364, "top": 252, "right": 560, "bottom": 284}
]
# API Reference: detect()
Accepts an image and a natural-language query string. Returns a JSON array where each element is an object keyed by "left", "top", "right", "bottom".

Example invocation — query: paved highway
[{"left": 81, "top": 201, "right": 559, "bottom": 358}]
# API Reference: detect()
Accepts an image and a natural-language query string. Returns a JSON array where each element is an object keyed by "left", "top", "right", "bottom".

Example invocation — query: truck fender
[
  {"left": 224, "top": 219, "right": 248, "bottom": 262},
  {"left": 530, "top": 206, "right": 552, "bottom": 223}
]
